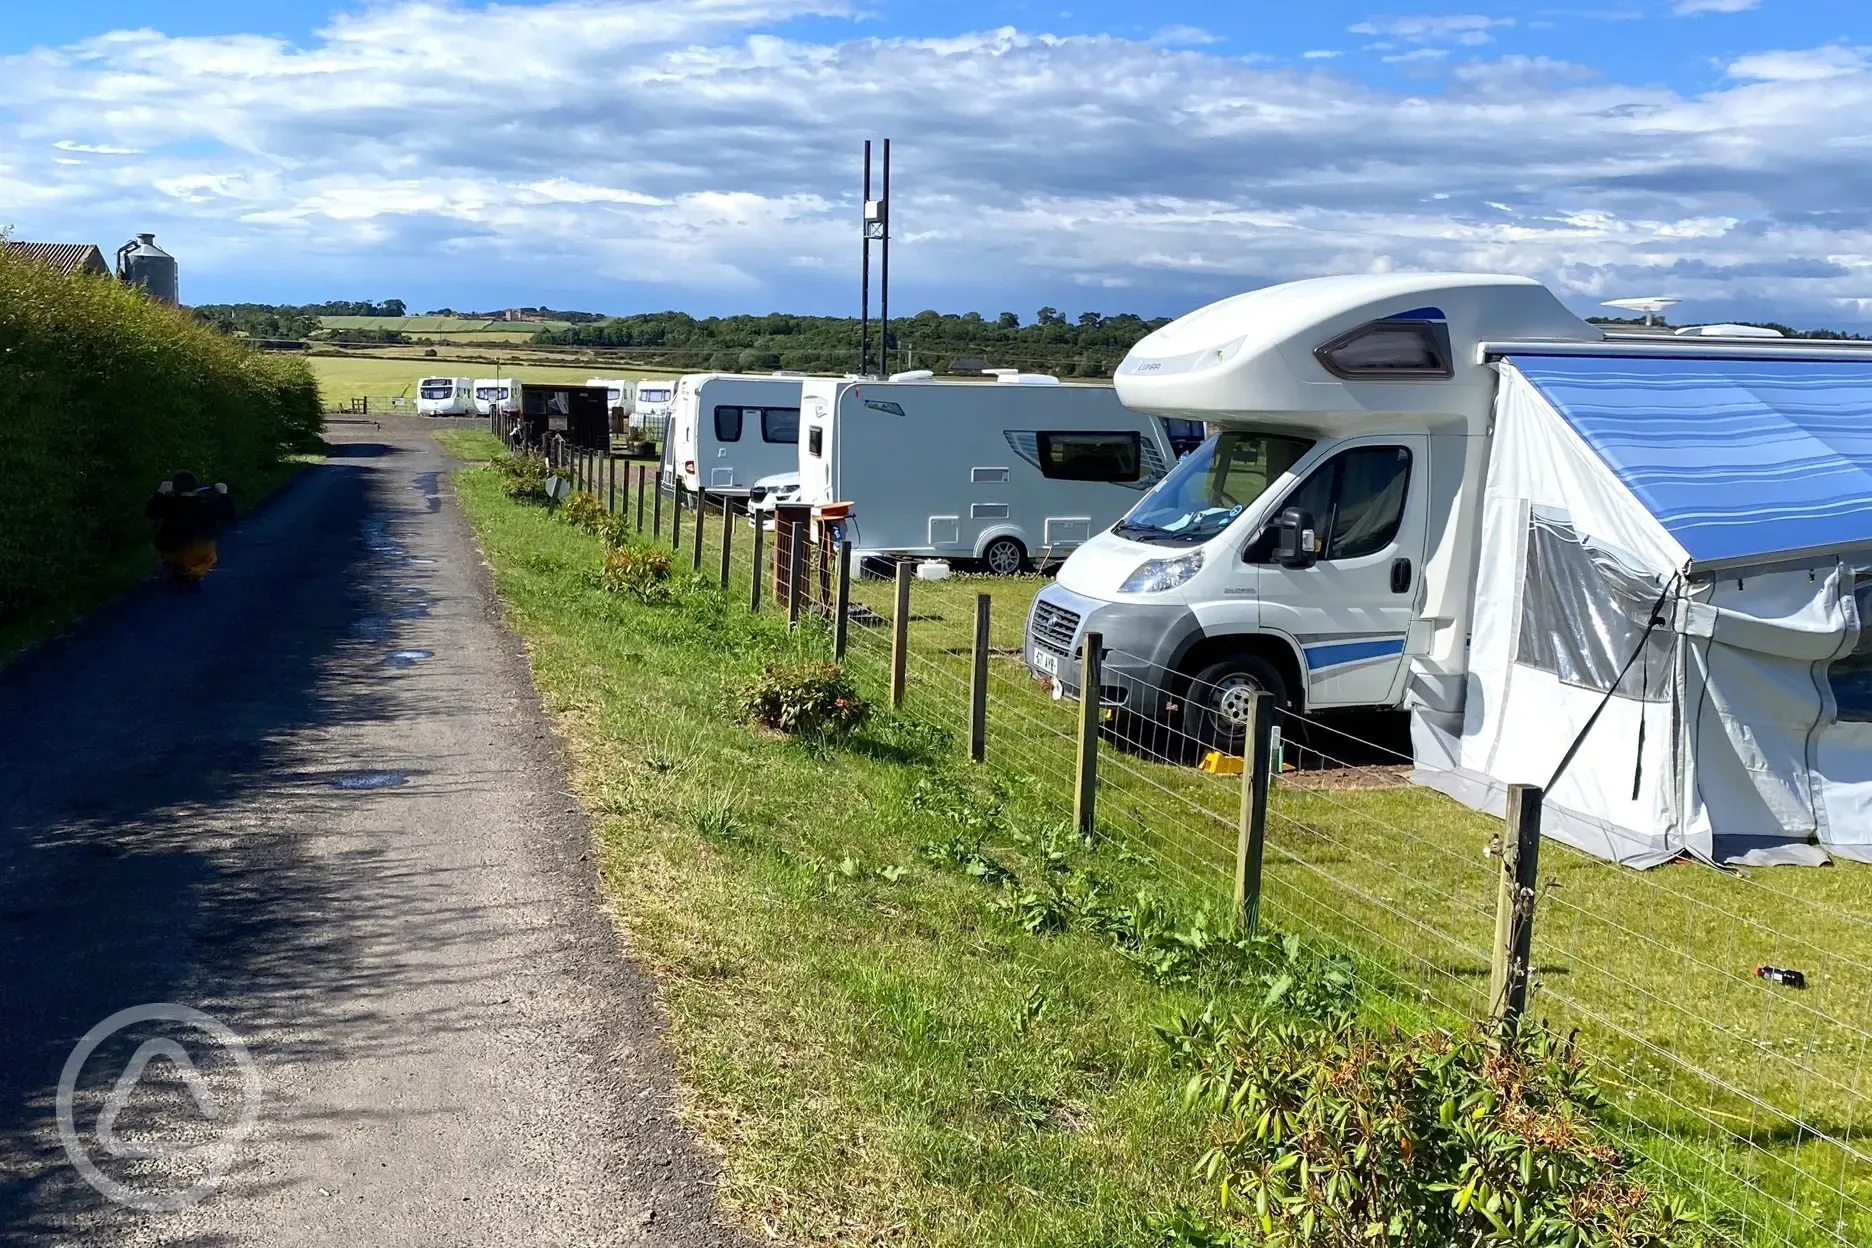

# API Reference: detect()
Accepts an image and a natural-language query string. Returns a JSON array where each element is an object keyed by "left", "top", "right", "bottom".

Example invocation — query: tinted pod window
[
  {"left": 1036, "top": 432, "right": 1141, "bottom": 482},
  {"left": 1315, "top": 317, "right": 1453, "bottom": 379},
  {"left": 762, "top": 407, "right": 802, "bottom": 444},
  {"left": 808, "top": 427, "right": 824, "bottom": 457},
  {"left": 714, "top": 406, "right": 745, "bottom": 442}
]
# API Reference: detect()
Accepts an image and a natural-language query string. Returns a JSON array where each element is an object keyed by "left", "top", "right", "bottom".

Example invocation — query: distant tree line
[
  {"left": 528, "top": 308, "right": 1175, "bottom": 375},
  {"left": 190, "top": 299, "right": 408, "bottom": 339},
  {"left": 1587, "top": 315, "right": 1867, "bottom": 340}
]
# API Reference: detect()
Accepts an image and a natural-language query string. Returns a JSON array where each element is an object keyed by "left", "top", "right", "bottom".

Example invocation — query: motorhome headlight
[{"left": 1119, "top": 549, "right": 1204, "bottom": 594}]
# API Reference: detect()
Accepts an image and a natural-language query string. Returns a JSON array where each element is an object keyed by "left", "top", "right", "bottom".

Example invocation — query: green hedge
[{"left": 0, "top": 250, "right": 322, "bottom": 616}]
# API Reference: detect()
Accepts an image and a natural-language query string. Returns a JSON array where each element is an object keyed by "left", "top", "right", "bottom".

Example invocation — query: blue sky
[{"left": 2, "top": 0, "right": 1868, "bottom": 326}]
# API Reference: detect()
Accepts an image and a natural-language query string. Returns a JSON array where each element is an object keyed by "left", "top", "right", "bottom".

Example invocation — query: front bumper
[{"left": 1022, "top": 583, "right": 1201, "bottom": 715}]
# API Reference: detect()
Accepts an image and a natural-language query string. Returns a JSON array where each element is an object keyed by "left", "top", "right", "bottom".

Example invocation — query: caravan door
[{"left": 1253, "top": 436, "right": 1429, "bottom": 709}]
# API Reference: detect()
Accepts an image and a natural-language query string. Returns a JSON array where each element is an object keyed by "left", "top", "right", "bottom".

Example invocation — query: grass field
[
  {"left": 304, "top": 355, "right": 671, "bottom": 408},
  {"left": 445, "top": 431, "right": 1872, "bottom": 1246}
]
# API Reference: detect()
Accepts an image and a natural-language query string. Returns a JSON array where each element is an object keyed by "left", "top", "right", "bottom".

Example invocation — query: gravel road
[{"left": 0, "top": 421, "right": 748, "bottom": 1246}]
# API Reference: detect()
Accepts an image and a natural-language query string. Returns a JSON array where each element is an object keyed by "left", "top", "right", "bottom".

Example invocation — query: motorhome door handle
[{"left": 1390, "top": 557, "right": 1412, "bottom": 594}]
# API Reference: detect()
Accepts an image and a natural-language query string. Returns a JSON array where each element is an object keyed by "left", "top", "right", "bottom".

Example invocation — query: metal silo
[{"left": 116, "top": 233, "right": 179, "bottom": 305}]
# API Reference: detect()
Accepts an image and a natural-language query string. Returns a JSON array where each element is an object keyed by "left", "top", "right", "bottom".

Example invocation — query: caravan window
[
  {"left": 714, "top": 406, "right": 746, "bottom": 442},
  {"left": 1253, "top": 447, "right": 1411, "bottom": 561},
  {"left": 1036, "top": 431, "right": 1142, "bottom": 482},
  {"left": 1829, "top": 584, "right": 1872, "bottom": 721},
  {"left": 420, "top": 381, "right": 454, "bottom": 399},
  {"left": 762, "top": 407, "right": 801, "bottom": 444},
  {"left": 808, "top": 427, "right": 824, "bottom": 458}
]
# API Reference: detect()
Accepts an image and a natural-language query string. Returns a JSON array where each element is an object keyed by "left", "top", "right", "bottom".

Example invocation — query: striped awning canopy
[{"left": 1506, "top": 354, "right": 1872, "bottom": 571}]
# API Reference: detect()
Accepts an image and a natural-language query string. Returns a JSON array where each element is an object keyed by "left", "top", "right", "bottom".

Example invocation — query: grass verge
[{"left": 447, "top": 441, "right": 1740, "bottom": 1246}]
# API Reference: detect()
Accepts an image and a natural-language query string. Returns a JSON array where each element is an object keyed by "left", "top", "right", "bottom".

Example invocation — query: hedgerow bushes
[{"left": 0, "top": 249, "right": 321, "bottom": 616}]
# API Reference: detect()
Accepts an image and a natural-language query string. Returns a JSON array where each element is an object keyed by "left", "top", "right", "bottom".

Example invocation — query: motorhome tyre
[{"left": 1181, "top": 654, "right": 1288, "bottom": 754}]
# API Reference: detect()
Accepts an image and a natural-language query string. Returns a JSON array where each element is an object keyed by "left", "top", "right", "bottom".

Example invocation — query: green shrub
[
  {"left": 494, "top": 452, "right": 551, "bottom": 504},
  {"left": 597, "top": 542, "right": 674, "bottom": 603},
  {"left": 560, "top": 490, "right": 607, "bottom": 534},
  {"left": 1156, "top": 1012, "right": 1719, "bottom": 1248},
  {"left": 0, "top": 250, "right": 320, "bottom": 616},
  {"left": 742, "top": 661, "right": 869, "bottom": 736}
]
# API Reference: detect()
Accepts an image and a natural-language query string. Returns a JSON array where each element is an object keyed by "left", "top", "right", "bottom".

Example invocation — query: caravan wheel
[{"left": 981, "top": 536, "right": 1028, "bottom": 576}]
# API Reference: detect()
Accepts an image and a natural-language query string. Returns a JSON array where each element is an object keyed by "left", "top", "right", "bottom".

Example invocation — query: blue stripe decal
[
  {"left": 1303, "top": 637, "right": 1406, "bottom": 670},
  {"left": 1507, "top": 355, "right": 1872, "bottom": 567}
]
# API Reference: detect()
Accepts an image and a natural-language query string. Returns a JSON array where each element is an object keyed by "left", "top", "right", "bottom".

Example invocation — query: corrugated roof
[
  {"left": 3, "top": 241, "right": 108, "bottom": 274},
  {"left": 1509, "top": 354, "right": 1872, "bottom": 570}
]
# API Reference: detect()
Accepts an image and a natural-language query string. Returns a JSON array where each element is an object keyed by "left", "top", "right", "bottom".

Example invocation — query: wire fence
[{"left": 517, "top": 434, "right": 1872, "bottom": 1248}]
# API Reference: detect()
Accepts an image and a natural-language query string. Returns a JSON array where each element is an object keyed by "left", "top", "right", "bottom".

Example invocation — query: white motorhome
[
  {"left": 1024, "top": 272, "right": 1872, "bottom": 868},
  {"left": 417, "top": 376, "right": 474, "bottom": 416},
  {"left": 470, "top": 378, "right": 521, "bottom": 418},
  {"left": 797, "top": 372, "right": 1178, "bottom": 573},
  {"left": 632, "top": 378, "right": 677, "bottom": 436},
  {"left": 662, "top": 374, "right": 804, "bottom": 495}
]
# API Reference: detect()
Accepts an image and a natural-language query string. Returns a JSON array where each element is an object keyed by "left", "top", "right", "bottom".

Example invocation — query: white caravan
[
  {"left": 1024, "top": 272, "right": 1872, "bottom": 868},
  {"left": 416, "top": 376, "right": 474, "bottom": 416},
  {"left": 470, "top": 378, "right": 521, "bottom": 418},
  {"left": 662, "top": 374, "right": 804, "bottom": 495},
  {"left": 586, "top": 377, "right": 635, "bottom": 420},
  {"left": 633, "top": 379, "right": 676, "bottom": 432},
  {"left": 797, "top": 373, "right": 1178, "bottom": 574}
]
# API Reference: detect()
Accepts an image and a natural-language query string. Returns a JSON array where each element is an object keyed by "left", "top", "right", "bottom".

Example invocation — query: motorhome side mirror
[{"left": 1275, "top": 507, "right": 1319, "bottom": 568}]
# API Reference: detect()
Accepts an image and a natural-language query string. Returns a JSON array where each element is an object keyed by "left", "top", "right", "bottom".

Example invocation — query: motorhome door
[{"left": 1251, "top": 435, "right": 1429, "bottom": 709}]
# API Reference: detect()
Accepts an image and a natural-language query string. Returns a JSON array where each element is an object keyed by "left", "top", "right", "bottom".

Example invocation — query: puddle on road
[
  {"left": 383, "top": 649, "right": 435, "bottom": 667},
  {"left": 395, "top": 603, "right": 431, "bottom": 619},
  {"left": 330, "top": 771, "right": 410, "bottom": 790},
  {"left": 412, "top": 473, "right": 442, "bottom": 513},
  {"left": 352, "top": 613, "right": 394, "bottom": 640}
]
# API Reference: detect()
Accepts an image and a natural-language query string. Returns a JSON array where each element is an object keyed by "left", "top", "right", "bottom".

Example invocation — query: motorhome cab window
[
  {"left": 1113, "top": 432, "right": 1313, "bottom": 546},
  {"left": 761, "top": 407, "right": 802, "bottom": 444},
  {"left": 1263, "top": 447, "right": 1413, "bottom": 560},
  {"left": 714, "top": 406, "right": 746, "bottom": 442},
  {"left": 1036, "top": 432, "right": 1142, "bottom": 482},
  {"left": 1315, "top": 318, "right": 1453, "bottom": 379}
]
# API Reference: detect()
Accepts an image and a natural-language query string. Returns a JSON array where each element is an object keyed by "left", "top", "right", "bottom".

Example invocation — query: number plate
[{"left": 1031, "top": 648, "right": 1060, "bottom": 677}]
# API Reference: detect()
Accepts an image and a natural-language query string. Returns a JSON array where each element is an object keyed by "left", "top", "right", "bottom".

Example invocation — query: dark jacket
[{"left": 146, "top": 484, "right": 236, "bottom": 550}]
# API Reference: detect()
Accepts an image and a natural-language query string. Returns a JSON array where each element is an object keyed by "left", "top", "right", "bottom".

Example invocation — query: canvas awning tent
[{"left": 1415, "top": 354, "right": 1872, "bottom": 867}]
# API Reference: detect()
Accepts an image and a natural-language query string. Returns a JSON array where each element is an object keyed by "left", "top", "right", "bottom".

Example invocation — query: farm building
[{"left": 3, "top": 241, "right": 109, "bottom": 277}]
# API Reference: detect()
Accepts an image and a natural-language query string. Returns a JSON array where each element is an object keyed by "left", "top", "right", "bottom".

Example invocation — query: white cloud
[
  {"left": 0, "top": 2, "right": 1869, "bottom": 323},
  {"left": 54, "top": 140, "right": 145, "bottom": 155},
  {"left": 1675, "top": 0, "right": 1760, "bottom": 13},
  {"left": 1382, "top": 47, "right": 1448, "bottom": 64},
  {"left": 1302, "top": 49, "right": 1343, "bottom": 60},
  {"left": 1348, "top": 14, "right": 1513, "bottom": 46},
  {"left": 1147, "top": 25, "right": 1223, "bottom": 48},
  {"left": 1729, "top": 46, "right": 1869, "bottom": 82}
]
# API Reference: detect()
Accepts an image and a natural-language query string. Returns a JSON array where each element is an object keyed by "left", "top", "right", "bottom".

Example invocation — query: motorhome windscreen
[{"left": 1112, "top": 431, "right": 1313, "bottom": 546}]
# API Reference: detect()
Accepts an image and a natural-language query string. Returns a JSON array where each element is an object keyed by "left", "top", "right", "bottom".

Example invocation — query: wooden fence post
[
  {"left": 1074, "top": 631, "right": 1103, "bottom": 838},
  {"left": 672, "top": 482, "right": 684, "bottom": 550},
  {"left": 1490, "top": 785, "right": 1544, "bottom": 1030},
  {"left": 692, "top": 490, "right": 707, "bottom": 572},
  {"left": 607, "top": 455, "right": 616, "bottom": 512},
  {"left": 750, "top": 512, "right": 765, "bottom": 612},
  {"left": 652, "top": 476, "right": 664, "bottom": 541},
  {"left": 787, "top": 529, "right": 805, "bottom": 629},
  {"left": 1235, "top": 691, "right": 1274, "bottom": 936},
  {"left": 833, "top": 541, "right": 852, "bottom": 661},
  {"left": 889, "top": 560, "right": 912, "bottom": 710},
  {"left": 968, "top": 594, "right": 991, "bottom": 763},
  {"left": 719, "top": 497, "right": 735, "bottom": 590},
  {"left": 635, "top": 466, "right": 646, "bottom": 531}
]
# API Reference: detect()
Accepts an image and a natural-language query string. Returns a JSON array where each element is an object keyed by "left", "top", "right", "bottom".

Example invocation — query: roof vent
[
  {"left": 995, "top": 372, "right": 1061, "bottom": 386},
  {"left": 888, "top": 369, "right": 934, "bottom": 382}
]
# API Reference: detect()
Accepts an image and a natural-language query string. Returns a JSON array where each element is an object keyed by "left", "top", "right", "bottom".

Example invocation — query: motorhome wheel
[
  {"left": 1180, "top": 655, "right": 1288, "bottom": 755},
  {"left": 981, "top": 536, "right": 1027, "bottom": 576}
]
